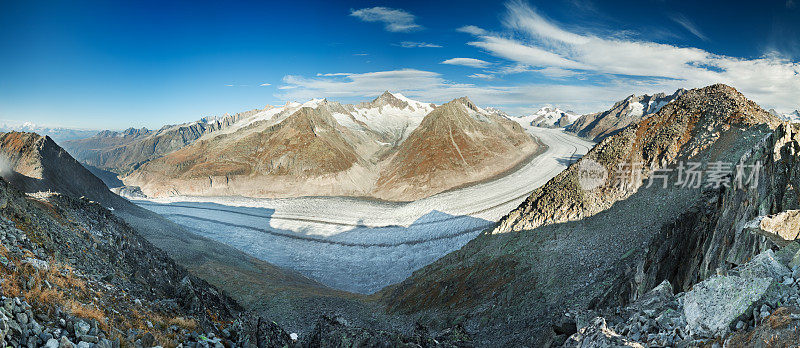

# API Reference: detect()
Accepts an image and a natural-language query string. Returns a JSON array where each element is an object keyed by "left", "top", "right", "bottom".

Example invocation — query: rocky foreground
[
  {"left": 0, "top": 174, "right": 476, "bottom": 347},
  {"left": 565, "top": 240, "right": 800, "bottom": 347}
]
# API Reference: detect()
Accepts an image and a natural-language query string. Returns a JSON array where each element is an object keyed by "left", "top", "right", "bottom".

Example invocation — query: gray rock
[
  {"left": 60, "top": 336, "right": 76, "bottom": 348},
  {"left": 80, "top": 334, "right": 99, "bottom": 343},
  {"left": 683, "top": 275, "right": 774, "bottom": 338},
  {"left": 563, "top": 317, "right": 645, "bottom": 347},
  {"left": 74, "top": 320, "right": 90, "bottom": 337},
  {"left": 76, "top": 342, "right": 92, "bottom": 348},
  {"left": 730, "top": 249, "right": 790, "bottom": 280},
  {"left": 44, "top": 338, "right": 59, "bottom": 348}
]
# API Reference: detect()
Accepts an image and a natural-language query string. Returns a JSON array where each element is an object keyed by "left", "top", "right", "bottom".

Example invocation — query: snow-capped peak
[
  {"left": 781, "top": 110, "right": 800, "bottom": 123},
  {"left": 509, "top": 105, "right": 579, "bottom": 129},
  {"left": 300, "top": 98, "right": 325, "bottom": 109}
]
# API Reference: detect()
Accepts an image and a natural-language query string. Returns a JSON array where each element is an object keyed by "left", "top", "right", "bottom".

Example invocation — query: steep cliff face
[
  {"left": 377, "top": 84, "right": 783, "bottom": 347},
  {"left": 596, "top": 123, "right": 800, "bottom": 308}
]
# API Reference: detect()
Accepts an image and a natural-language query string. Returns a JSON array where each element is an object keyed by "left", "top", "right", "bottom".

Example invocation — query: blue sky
[{"left": 1, "top": 0, "right": 799, "bottom": 129}]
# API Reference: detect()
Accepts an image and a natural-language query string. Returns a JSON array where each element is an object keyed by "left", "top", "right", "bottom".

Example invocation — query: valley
[
  {"left": 129, "top": 127, "right": 594, "bottom": 293},
  {"left": 6, "top": 2, "right": 800, "bottom": 347}
]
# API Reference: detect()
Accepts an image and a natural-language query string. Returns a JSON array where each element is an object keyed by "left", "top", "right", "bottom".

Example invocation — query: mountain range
[
  {"left": 65, "top": 92, "right": 540, "bottom": 201},
  {"left": 566, "top": 89, "right": 687, "bottom": 141},
  {"left": 378, "top": 84, "right": 788, "bottom": 346},
  {"left": 0, "top": 122, "right": 97, "bottom": 143},
  {"left": 514, "top": 106, "right": 580, "bottom": 128},
  {"left": 1, "top": 84, "right": 800, "bottom": 346}
]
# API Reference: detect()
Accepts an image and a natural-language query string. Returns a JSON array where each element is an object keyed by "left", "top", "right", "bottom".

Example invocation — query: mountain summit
[
  {"left": 373, "top": 97, "right": 539, "bottom": 200},
  {"left": 567, "top": 88, "right": 687, "bottom": 141},
  {"left": 378, "top": 84, "right": 784, "bottom": 346},
  {"left": 76, "top": 95, "right": 540, "bottom": 201}
]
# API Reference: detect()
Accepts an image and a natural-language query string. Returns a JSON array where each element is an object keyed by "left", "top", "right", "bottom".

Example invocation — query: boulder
[
  {"left": 745, "top": 211, "right": 800, "bottom": 247},
  {"left": 683, "top": 275, "right": 774, "bottom": 337},
  {"left": 563, "top": 317, "right": 645, "bottom": 348},
  {"left": 729, "top": 249, "right": 790, "bottom": 280}
]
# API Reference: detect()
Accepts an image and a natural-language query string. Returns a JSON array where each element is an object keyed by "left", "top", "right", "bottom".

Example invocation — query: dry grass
[
  {"left": 168, "top": 317, "right": 197, "bottom": 330},
  {"left": 65, "top": 299, "right": 107, "bottom": 329}
]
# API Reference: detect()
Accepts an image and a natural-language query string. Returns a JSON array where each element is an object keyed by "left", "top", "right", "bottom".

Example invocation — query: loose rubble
[{"left": 564, "top": 243, "right": 800, "bottom": 347}]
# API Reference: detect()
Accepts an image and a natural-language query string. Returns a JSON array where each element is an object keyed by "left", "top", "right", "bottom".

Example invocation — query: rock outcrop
[
  {"left": 565, "top": 244, "right": 800, "bottom": 346},
  {"left": 566, "top": 89, "right": 686, "bottom": 141},
  {"left": 378, "top": 85, "right": 785, "bottom": 346}
]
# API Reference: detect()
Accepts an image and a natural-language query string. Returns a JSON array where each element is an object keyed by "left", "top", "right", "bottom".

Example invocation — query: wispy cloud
[
  {"left": 669, "top": 14, "right": 708, "bottom": 41},
  {"left": 441, "top": 58, "right": 491, "bottom": 68},
  {"left": 457, "top": 0, "right": 800, "bottom": 112},
  {"left": 276, "top": 68, "right": 662, "bottom": 115},
  {"left": 259, "top": 83, "right": 271, "bottom": 86},
  {"left": 350, "top": 7, "right": 422, "bottom": 32},
  {"left": 396, "top": 41, "right": 442, "bottom": 48},
  {"left": 468, "top": 73, "right": 496, "bottom": 80},
  {"left": 279, "top": 1, "right": 800, "bottom": 115}
]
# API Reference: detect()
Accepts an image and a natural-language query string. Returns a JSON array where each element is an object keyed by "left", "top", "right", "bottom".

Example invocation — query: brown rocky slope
[
  {"left": 121, "top": 96, "right": 540, "bottom": 201},
  {"left": 0, "top": 131, "right": 374, "bottom": 336},
  {"left": 373, "top": 97, "right": 539, "bottom": 201},
  {"left": 377, "top": 84, "right": 785, "bottom": 346}
]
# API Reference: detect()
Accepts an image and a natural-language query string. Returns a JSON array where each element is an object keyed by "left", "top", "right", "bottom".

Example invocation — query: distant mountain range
[
  {"left": 513, "top": 106, "right": 579, "bottom": 128},
  {"left": 65, "top": 92, "right": 539, "bottom": 201},
  {"left": 768, "top": 109, "right": 800, "bottom": 123},
  {"left": 566, "top": 89, "right": 687, "bottom": 141},
  {"left": 0, "top": 122, "right": 98, "bottom": 143}
]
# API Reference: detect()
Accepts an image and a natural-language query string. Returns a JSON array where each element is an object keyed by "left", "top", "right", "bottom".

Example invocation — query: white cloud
[
  {"left": 669, "top": 14, "right": 708, "bottom": 41},
  {"left": 350, "top": 7, "right": 422, "bottom": 32},
  {"left": 259, "top": 83, "right": 271, "bottom": 86},
  {"left": 457, "top": 25, "right": 487, "bottom": 36},
  {"left": 441, "top": 58, "right": 492, "bottom": 68},
  {"left": 458, "top": 1, "right": 800, "bottom": 112},
  {"left": 397, "top": 41, "right": 442, "bottom": 48},
  {"left": 224, "top": 84, "right": 234, "bottom": 87},
  {"left": 468, "top": 73, "right": 496, "bottom": 80},
  {"left": 276, "top": 68, "right": 654, "bottom": 115}
]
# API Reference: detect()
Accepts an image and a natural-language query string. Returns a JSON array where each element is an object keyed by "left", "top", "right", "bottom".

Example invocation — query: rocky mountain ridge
[
  {"left": 377, "top": 84, "right": 785, "bottom": 346},
  {"left": 61, "top": 109, "right": 260, "bottom": 175},
  {"left": 566, "top": 88, "right": 687, "bottom": 141},
  {"left": 117, "top": 93, "right": 539, "bottom": 201},
  {"left": 515, "top": 106, "right": 579, "bottom": 128}
]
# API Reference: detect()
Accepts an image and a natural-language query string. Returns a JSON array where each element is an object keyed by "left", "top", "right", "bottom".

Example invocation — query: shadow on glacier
[
  {"left": 556, "top": 154, "right": 582, "bottom": 166},
  {"left": 136, "top": 200, "right": 493, "bottom": 293}
]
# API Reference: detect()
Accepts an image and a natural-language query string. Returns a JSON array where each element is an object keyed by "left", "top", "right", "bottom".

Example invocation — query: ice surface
[{"left": 135, "top": 127, "right": 595, "bottom": 293}]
